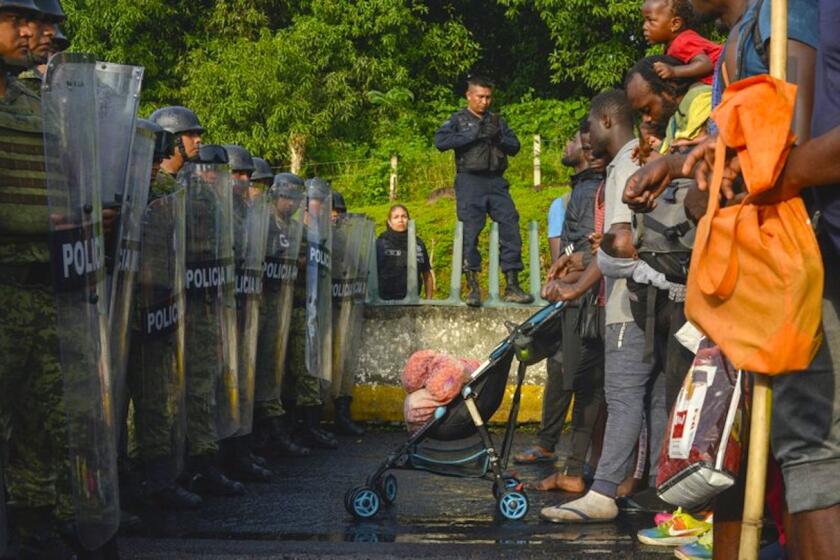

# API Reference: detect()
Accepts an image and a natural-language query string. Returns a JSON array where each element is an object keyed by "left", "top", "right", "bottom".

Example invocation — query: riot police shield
[
  {"left": 333, "top": 215, "right": 375, "bottom": 398},
  {"left": 130, "top": 189, "right": 187, "bottom": 478},
  {"left": 109, "top": 124, "right": 154, "bottom": 446},
  {"left": 183, "top": 163, "right": 240, "bottom": 441},
  {"left": 232, "top": 182, "right": 269, "bottom": 436},
  {"left": 304, "top": 180, "right": 333, "bottom": 382},
  {"left": 41, "top": 52, "right": 119, "bottom": 550},
  {"left": 330, "top": 214, "right": 366, "bottom": 393},
  {"left": 255, "top": 182, "right": 305, "bottom": 403}
]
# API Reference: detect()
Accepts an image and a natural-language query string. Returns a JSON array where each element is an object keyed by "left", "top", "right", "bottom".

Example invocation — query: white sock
[{"left": 541, "top": 490, "right": 618, "bottom": 522}]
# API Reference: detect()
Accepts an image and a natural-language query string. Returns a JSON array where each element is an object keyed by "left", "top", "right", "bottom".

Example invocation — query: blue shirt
[
  {"left": 547, "top": 197, "right": 566, "bottom": 239},
  {"left": 809, "top": 0, "right": 840, "bottom": 263},
  {"left": 736, "top": 0, "right": 818, "bottom": 79}
]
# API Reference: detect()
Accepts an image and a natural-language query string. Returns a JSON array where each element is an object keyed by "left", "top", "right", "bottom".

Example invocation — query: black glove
[{"left": 479, "top": 114, "right": 501, "bottom": 141}]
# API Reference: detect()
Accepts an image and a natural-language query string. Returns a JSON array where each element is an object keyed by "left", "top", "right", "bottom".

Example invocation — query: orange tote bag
[{"left": 685, "top": 76, "right": 823, "bottom": 375}]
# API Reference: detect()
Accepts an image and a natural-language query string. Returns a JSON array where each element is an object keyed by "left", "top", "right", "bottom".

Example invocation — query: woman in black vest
[{"left": 376, "top": 205, "right": 434, "bottom": 300}]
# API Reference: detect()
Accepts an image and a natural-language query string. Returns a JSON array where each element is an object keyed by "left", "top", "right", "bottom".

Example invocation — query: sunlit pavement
[{"left": 120, "top": 429, "right": 673, "bottom": 559}]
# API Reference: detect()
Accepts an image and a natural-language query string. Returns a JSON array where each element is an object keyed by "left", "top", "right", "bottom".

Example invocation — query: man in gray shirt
[{"left": 540, "top": 89, "right": 666, "bottom": 523}]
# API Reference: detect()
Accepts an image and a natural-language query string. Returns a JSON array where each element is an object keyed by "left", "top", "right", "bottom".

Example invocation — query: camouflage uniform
[
  {"left": 16, "top": 68, "right": 41, "bottom": 96},
  {"left": 0, "top": 78, "right": 73, "bottom": 521},
  {"left": 126, "top": 172, "right": 184, "bottom": 468},
  {"left": 282, "top": 226, "right": 323, "bottom": 407}
]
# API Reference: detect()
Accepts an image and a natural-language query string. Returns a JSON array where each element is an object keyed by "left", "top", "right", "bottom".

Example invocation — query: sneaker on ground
[
  {"left": 673, "top": 528, "right": 713, "bottom": 559},
  {"left": 637, "top": 508, "right": 712, "bottom": 547}
]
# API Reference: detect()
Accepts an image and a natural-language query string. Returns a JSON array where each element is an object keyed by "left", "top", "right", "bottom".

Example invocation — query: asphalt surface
[{"left": 119, "top": 429, "right": 675, "bottom": 559}]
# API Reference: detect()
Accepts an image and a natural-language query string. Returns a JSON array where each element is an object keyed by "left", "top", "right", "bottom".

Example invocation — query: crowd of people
[
  {"left": 511, "top": 0, "right": 839, "bottom": 559},
  {"left": 1, "top": 0, "right": 839, "bottom": 559}
]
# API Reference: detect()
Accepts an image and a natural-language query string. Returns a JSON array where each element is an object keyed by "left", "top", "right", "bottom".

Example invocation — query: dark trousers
[
  {"left": 454, "top": 173, "right": 523, "bottom": 272},
  {"left": 559, "top": 306, "right": 605, "bottom": 477},
  {"left": 537, "top": 306, "right": 605, "bottom": 477},
  {"left": 661, "top": 300, "right": 695, "bottom": 412}
]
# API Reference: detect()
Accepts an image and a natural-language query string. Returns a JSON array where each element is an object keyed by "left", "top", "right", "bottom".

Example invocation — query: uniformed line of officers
[{"left": 0, "top": 1, "right": 372, "bottom": 556}]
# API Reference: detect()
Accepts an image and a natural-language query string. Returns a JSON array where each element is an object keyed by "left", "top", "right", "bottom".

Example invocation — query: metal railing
[{"left": 367, "top": 220, "right": 547, "bottom": 307}]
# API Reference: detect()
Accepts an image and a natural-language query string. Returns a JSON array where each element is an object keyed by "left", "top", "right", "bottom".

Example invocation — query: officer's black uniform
[{"left": 434, "top": 108, "right": 522, "bottom": 272}]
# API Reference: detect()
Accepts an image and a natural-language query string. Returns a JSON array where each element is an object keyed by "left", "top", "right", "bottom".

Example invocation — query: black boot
[
  {"left": 187, "top": 454, "right": 245, "bottom": 497},
  {"left": 333, "top": 396, "right": 365, "bottom": 436},
  {"left": 143, "top": 455, "right": 203, "bottom": 510},
  {"left": 256, "top": 415, "right": 311, "bottom": 457},
  {"left": 503, "top": 270, "right": 534, "bottom": 304},
  {"left": 223, "top": 436, "right": 273, "bottom": 483},
  {"left": 464, "top": 270, "right": 482, "bottom": 307},
  {"left": 299, "top": 405, "right": 338, "bottom": 449},
  {"left": 12, "top": 507, "right": 77, "bottom": 560}
]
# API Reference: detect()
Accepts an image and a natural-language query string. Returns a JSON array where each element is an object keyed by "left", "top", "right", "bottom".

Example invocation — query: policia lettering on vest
[{"left": 434, "top": 75, "right": 533, "bottom": 307}]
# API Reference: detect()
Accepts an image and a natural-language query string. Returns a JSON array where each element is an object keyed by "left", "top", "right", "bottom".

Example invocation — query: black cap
[{"left": 0, "top": 0, "right": 40, "bottom": 14}]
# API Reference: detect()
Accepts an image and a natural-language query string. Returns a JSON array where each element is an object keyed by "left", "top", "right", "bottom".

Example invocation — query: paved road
[{"left": 119, "top": 429, "right": 673, "bottom": 559}]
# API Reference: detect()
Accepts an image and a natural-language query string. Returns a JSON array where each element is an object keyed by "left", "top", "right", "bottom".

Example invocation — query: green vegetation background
[{"left": 62, "top": 0, "right": 662, "bottom": 296}]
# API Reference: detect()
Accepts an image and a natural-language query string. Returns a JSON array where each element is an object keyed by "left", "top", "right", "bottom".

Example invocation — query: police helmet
[
  {"left": 196, "top": 144, "right": 229, "bottom": 165},
  {"left": 32, "top": 0, "right": 64, "bottom": 21},
  {"left": 137, "top": 118, "right": 175, "bottom": 162},
  {"left": 270, "top": 172, "right": 304, "bottom": 200},
  {"left": 305, "top": 177, "right": 331, "bottom": 201},
  {"left": 52, "top": 24, "right": 69, "bottom": 50},
  {"left": 149, "top": 106, "right": 205, "bottom": 136},
  {"left": 0, "top": 0, "right": 40, "bottom": 13},
  {"left": 251, "top": 158, "right": 273, "bottom": 182},
  {"left": 222, "top": 144, "right": 254, "bottom": 173},
  {"left": 331, "top": 191, "right": 347, "bottom": 213}
]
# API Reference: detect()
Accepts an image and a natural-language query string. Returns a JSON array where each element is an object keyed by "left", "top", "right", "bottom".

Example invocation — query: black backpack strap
[
  {"left": 739, "top": 0, "right": 770, "bottom": 79},
  {"left": 642, "top": 214, "right": 693, "bottom": 242},
  {"left": 643, "top": 284, "right": 657, "bottom": 364}
]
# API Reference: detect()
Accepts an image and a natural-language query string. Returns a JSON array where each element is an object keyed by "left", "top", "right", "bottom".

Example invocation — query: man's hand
[
  {"left": 479, "top": 115, "right": 501, "bottom": 141},
  {"left": 588, "top": 232, "right": 603, "bottom": 255},
  {"left": 547, "top": 252, "right": 584, "bottom": 281},
  {"left": 681, "top": 137, "right": 741, "bottom": 200},
  {"left": 653, "top": 61, "right": 676, "bottom": 79},
  {"left": 623, "top": 156, "right": 680, "bottom": 212},
  {"left": 542, "top": 279, "right": 584, "bottom": 302}
]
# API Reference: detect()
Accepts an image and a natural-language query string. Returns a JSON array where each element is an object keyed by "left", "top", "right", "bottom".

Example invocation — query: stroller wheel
[
  {"left": 498, "top": 490, "right": 529, "bottom": 521},
  {"left": 347, "top": 486, "right": 382, "bottom": 519},
  {"left": 378, "top": 474, "right": 398, "bottom": 504},
  {"left": 492, "top": 476, "right": 521, "bottom": 500}
]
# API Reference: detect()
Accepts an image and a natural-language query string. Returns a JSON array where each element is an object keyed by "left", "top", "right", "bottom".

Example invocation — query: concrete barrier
[{"left": 348, "top": 305, "right": 550, "bottom": 424}]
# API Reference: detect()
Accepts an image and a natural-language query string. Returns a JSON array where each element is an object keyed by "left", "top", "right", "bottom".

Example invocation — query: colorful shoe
[
  {"left": 637, "top": 508, "right": 712, "bottom": 547},
  {"left": 674, "top": 528, "right": 712, "bottom": 559}
]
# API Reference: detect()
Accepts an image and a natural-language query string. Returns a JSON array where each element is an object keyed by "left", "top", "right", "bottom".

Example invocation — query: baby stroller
[{"left": 344, "top": 301, "right": 566, "bottom": 521}]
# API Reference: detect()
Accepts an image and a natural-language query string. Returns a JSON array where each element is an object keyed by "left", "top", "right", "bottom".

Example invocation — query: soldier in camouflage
[
  {"left": 15, "top": 0, "right": 63, "bottom": 94},
  {"left": 252, "top": 173, "right": 311, "bottom": 459},
  {"left": 0, "top": 1, "right": 116, "bottom": 556},
  {"left": 126, "top": 119, "right": 203, "bottom": 511},
  {"left": 283, "top": 178, "right": 338, "bottom": 450}
]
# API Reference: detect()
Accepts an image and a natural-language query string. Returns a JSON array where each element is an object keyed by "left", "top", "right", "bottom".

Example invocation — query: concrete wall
[{"left": 347, "top": 305, "right": 549, "bottom": 424}]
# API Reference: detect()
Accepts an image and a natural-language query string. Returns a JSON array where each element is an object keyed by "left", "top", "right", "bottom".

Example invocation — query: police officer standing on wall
[{"left": 434, "top": 75, "right": 533, "bottom": 307}]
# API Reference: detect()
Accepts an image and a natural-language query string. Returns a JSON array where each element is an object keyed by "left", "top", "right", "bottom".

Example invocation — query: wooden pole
[
  {"left": 533, "top": 134, "right": 541, "bottom": 190},
  {"left": 389, "top": 154, "right": 398, "bottom": 201},
  {"left": 738, "top": 1, "right": 786, "bottom": 558}
]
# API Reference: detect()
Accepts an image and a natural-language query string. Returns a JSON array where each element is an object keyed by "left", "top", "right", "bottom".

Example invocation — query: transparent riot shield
[
  {"left": 330, "top": 214, "right": 365, "bottom": 394},
  {"left": 41, "top": 52, "right": 119, "bottom": 550},
  {"left": 334, "top": 216, "right": 375, "bottom": 398},
  {"left": 1, "top": 463, "right": 6, "bottom": 556},
  {"left": 304, "top": 185, "right": 333, "bottom": 381},
  {"left": 183, "top": 163, "right": 240, "bottom": 441},
  {"left": 232, "top": 182, "right": 269, "bottom": 436},
  {"left": 255, "top": 189, "right": 305, "bottom": 404},
  {"left": 109, "top": 124, "right": 153, "bottom": 447},
  {"left": 130, "top": 189, "right": 187, "bottom": 478}
]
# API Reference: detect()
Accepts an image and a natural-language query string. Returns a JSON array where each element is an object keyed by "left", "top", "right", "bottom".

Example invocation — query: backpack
[{"left": 627, "top": 178, "right": 696, "bottom": 359}]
